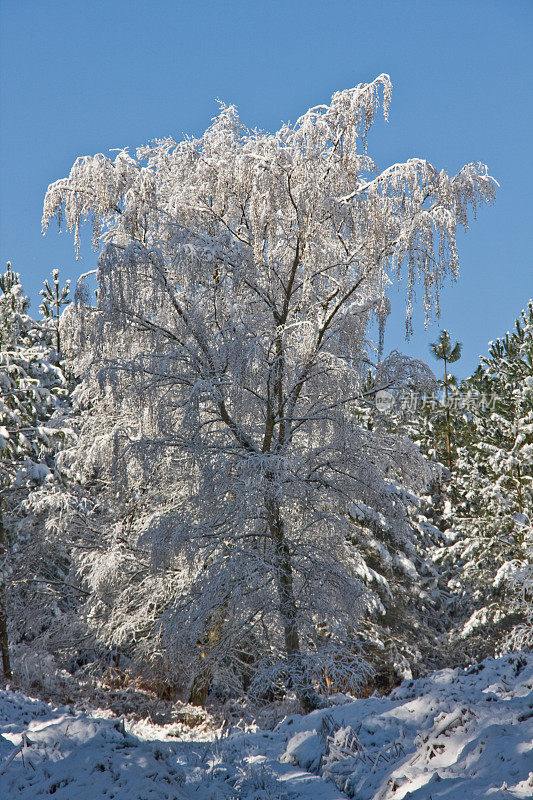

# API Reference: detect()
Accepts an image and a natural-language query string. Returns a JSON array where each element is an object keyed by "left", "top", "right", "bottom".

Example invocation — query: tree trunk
[
  {"left": 267, "top": 499, "right": 321, "bottom": 713},
  {"left": 0, "top": 506, "right": 12, "bottom": 680},
  {"left": 516, "top": 463, "right": 524, "bottom": 518},
  {"left": 188, "top": 670, "right": 210, "bottom": 707},
  {"left": 188, "top": 606, "right": 226, "bottom": 706},
  {"left": 443, "top": 356, "right": 453, "bottom": 472}
]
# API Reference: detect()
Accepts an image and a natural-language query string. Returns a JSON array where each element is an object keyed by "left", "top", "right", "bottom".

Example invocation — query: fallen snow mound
[{"left": 0, "top": 651, "right": 531, "bottom": 799}]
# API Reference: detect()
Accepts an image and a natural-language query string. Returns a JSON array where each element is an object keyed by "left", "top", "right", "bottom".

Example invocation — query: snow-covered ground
[{"left": 0, "top": 652, "right": 531, "bottom": 799}]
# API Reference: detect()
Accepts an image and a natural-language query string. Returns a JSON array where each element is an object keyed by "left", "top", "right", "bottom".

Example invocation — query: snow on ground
[
  {"left": 279, "top": 651, "right": 533, "bottom": 799},
  {"left": 0, "top": 689, "right": 343, "bottom": 799},
  {"left": 0, "top": 651, "right": 531, "bottom": 799}
]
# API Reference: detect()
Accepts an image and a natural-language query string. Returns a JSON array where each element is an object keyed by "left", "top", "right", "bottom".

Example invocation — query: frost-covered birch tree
[{"left": 43, "top": 75, "right": 496, "bottom": 708}]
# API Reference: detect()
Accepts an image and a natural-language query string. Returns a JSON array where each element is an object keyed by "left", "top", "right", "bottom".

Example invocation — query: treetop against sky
[{"left": 0, "top": 0, "right": 531, "bottom": 377}]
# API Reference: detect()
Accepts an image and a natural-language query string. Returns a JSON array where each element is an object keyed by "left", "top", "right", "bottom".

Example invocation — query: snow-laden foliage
[
  {"left": 0, "top": 265, "right": 66, "bottom": 483},
  {"left": 44, "top": 76, "right": 496, "bottom": 708},
  {"left": 425, "top": 303, "right": 533, "bottom": 658},
  {"left": 39, "top": 270, "right": 71, "bottom": 357},
  {"left": 340, "top": 390, "right": 460, "bottom": 681},
  {"left": 0, "top": 264, "right": 72, "bottom": 679},
  {"left": 495, "top": 555, "right": 533, "bottom": 652}
]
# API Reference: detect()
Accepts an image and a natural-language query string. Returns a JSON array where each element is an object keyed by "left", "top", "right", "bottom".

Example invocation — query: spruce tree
[{"left": 346, "top": 375, "right": 453, "bottom": 682}]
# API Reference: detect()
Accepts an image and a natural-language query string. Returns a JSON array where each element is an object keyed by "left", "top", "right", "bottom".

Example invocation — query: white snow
[
  {"left": 279, "top": 651, "right": 533, "bottom": 799},
  {"left": 0, "top": 651, "right": 531, "bottom": 799}
]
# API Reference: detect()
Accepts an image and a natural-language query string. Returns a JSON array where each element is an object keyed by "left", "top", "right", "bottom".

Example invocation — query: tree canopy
[{"left": 42, "top": 75, "right": 497, "bottom": 708}]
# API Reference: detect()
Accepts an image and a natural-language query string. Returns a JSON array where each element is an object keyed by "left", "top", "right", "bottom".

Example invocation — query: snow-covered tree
[
  {"left": 429, "top": 331, "right": 462, "bottom": 471},
  {"left": 333, "top": 382, "right": 454, "bottom": 684},
  {"left": 500, "top": 549, "right": 533, "bottom": 652},
  {"left": 434, "top": 302, "right": 533, "bottom": 658},
  {"left": 44, "top": 75, "right": 496, "bottom": 708},
  {"left": 0, "top": 264, "right": 69, "bottom": 678},
  {"left": 39, "top": 270, "right": 71, "bottom": 357}
]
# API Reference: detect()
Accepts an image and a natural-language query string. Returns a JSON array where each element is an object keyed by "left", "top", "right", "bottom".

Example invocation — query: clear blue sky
[{"left": 1, "top": 0, "right": 531, "bottom": 378}]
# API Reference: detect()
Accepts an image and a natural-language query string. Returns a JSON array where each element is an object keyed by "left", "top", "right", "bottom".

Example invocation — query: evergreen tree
[
  {"left": 0, "top": 263, "right": 69, "bottom": 678},
  {"left": 429, "top": 331, "right": 462, "bottom": 471},
  {"left": 435, "top": 303, "right": 533, "bottom": 658},
  {"left": 0, "top": 262, "right": 31, "bottom": 348},
  {"left": 346, "top": 376, "right": 453, "bottom": 683},
  {"left": 39, "top": 269, "right": 71, "bottom": 357}
]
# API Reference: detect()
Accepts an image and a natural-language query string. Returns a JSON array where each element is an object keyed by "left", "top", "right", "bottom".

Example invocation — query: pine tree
[
  {"left": 429, "top": 331, "right": 462, "bottom": 472},
  {"left": 435, "top": 303, "right": 533, "bottom": 658},
  {"left": 0, "top": 264, "right": 69, "bottom": 678},
  {"left": 39, "top": 269, "right": 71, "bottom": 357},
  {"left": 344, "top": 378, "right": 454, "bottom": 683}
]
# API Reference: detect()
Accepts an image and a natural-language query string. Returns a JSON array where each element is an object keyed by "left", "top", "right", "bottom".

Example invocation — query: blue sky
[{"left": 1, "top": 0, "right": 531, "bottom": 378}]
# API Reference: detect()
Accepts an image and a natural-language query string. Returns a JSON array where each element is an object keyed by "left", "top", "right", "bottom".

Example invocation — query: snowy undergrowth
[
  {"left": 0, "top": 652, "right": 531, "bottom": 799},
  {"left": 0, "top": 689, "right": 337, "bottom": 799},
  {"left": 280, "top": 651, "right": 532, "bottom": 799}
]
